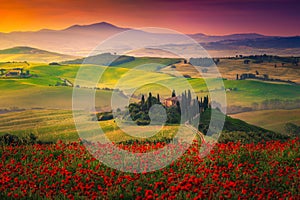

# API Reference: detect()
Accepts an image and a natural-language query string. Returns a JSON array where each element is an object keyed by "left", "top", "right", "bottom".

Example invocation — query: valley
[{"left": 1, "top": 47, "right": 300, "bottom": 140}]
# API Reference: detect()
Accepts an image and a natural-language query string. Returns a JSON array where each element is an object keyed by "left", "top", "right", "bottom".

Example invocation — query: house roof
[
  {"left": 164, "top": 96, "right": 181, "bottom": 101},
  {"left": 8, "top": 70, "right": 20, "bottom": 73}
]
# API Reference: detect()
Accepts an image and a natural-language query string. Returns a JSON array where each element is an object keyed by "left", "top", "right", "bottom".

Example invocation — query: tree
[
  {"left": 285, "top": 123, "right": 300, "bottom": 136},
  {"left": 243, "top": 60, "right": 250, "bottom": 64},
  {"left": 157, "top": 94, "right": 160, "bottom": 103},
  {"left": 187, "top": 90, "right": 192, "bottom": 106},
  {"left": 0, "top": 69, "right": 5, "bottom": 75},
  {"left": 147, "top": 92, "right": 152, "bottom": 109},
  {"left": 166, "top": 106, "right": 180, "bottom": 124},
  {"left": 203, "top": 95, "right": 209, "bottom": 110},
  {"left": 172, "top": 89, "right": 176, "bottom": 97},
  {"left": 141, "top": 95, "right": 145, "bottom": 105},
  {"left": 213, "top": 58, "right": 220, "bottom": 64},
  {"left": 176, "top": 101, "right": 181, "bottom": 113}
]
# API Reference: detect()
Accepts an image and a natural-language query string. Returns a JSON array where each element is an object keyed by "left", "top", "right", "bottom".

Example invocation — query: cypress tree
[
  {"left": 187, "top": 90, "right": 192, "bottom": 106},
  {"left": 147, "top": 92, "right": 152, "bottom": 109},
  {"left": 176, "top": 101, "right": 181, "bottom": 113},
  {"left": 141, "top": 95, "right": 145, "bottom": 105},
  {"left": 172, "top": 89, "right": 176, "bottom": 97}
]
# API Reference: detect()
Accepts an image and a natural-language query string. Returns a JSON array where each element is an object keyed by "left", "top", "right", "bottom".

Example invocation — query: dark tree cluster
[
  {"left": 128, "top": 92, "right": 162, "bottom": 125},
  {"left": 128, "top": 90, "right": 210, "bottom": 126},
  {"left": 241, "top": 54, "right": 299, "bottom": 66}
]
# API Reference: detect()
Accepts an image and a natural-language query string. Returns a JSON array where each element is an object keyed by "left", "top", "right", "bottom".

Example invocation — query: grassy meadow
[
  {"left": 1, "top": 55, "right": 300, "bottom": 140},
  {"left": 1, "top": 60, "right": 300, "bottom": 110},
  {"left": 0, "top": 109, "right": 183, "bottom": 143}
]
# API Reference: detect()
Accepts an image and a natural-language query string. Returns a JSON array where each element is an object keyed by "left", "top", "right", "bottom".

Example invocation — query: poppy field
[{"left": 0, "top": 138, "right": 299, "bottom": 199}]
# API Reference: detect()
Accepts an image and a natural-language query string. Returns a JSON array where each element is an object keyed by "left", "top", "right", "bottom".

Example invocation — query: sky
[{"left": 0, "top": 0, "right": 299, "bottom": 36}]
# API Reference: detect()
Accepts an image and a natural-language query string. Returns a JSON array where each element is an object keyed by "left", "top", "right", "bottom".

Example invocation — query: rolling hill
[
  {"left": 62, "top": 53, "right": 135, "bottom": 66},
  {"left": 125, "top": 48, "right": 181, "bottom": 58},
  {"left": 0, "top": 46, "right": 79, "bottom": 63}
]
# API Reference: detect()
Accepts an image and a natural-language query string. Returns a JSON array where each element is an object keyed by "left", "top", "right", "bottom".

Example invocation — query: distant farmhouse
[
  {"left": 0, "top": 68, "right": 31, "bottom": 78},
  {"left": 164, "top": 96, "right": 180, "bottom": 107},
  {"left": 6, "top": 69, "right": 21, "bottom": 77}
]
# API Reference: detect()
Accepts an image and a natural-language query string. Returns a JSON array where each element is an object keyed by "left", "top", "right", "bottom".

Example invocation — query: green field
[
  {"left": 1, "top": 56, "right": 300, "bottom": 141},
  {"left": 1, "top": 60, "right": 300, "bottom": 111},
  {"left": 0, "top": 109, "right": 183, "bottom": 143},
  {"left": 0, "top": 46, "right": 78, "bottom": 63}
]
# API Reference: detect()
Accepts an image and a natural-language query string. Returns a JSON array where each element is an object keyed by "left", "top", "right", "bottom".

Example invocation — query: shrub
[
  {"left": 97, "top": 112, "right": 114, "bottom": 121},
  {"left": 136, "top": 119, "right": 150, "bottom": 126},
  {"left": 285, "top": 123, "right": 300, "bottom": 136},
  {"left": 0, "top": 133, "right": 38, "bottom": 146}
]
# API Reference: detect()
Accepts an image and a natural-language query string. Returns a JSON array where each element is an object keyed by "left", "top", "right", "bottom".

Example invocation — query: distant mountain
[
  {"left": 0, "top": 22, "right": 130, "bottom": 56},
  {"left": 204, "top": 36, "right": 300, "bottom": 49},
  {"left": 0, "top": 22, "right": 300, "bottom": 57},
  {"left": 0, "top": 46, "right": 78, "bottom": 63},
  {"left": 189, "top": 33, "right": 268, "bottom": 43},
  {"left": 63, "top": 22, "right": 128, "bottom": 32}
]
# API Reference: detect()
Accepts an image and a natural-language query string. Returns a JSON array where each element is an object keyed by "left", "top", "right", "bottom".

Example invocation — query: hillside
[
  {"left": 0, "top": 46, "right": 61, "bottom": 54},
  {"left": 204, "top": 36, "right": 300, "bottom": 49},
  {"left": 62, "top": 53, "right": 135, "bottom": 66},
  {"left": 230, "top": 109, "right": 300, "bottom": 134},
  {"left": 199, "top": 108, "right": 289, "bottom": 143},
  {"left": 0, "top": 46, "right": 78, "bottom": 63},
  {"left": 125, "top": 48, "right": 181, "bottom": 58}
]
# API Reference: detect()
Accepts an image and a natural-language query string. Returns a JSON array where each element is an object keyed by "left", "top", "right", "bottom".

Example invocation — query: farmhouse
[
  {"left": 6, "top": 69, "right": 21, "bottom": 77},
  {"left": 2, "top": 67, "right": 31, "bottom": 78},
  {"left": 164, "top": 96, "right": 179, "bottom": 107},
  {"left": 239, "top": 73, "right": 256, "bottom": 80}
]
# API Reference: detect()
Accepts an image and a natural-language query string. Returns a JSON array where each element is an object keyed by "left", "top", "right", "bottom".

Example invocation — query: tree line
[{"left": 127, "top": 90, "right": 210, "bottom": 125}]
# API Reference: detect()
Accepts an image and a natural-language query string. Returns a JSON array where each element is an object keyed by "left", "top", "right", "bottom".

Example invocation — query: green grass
[
  {"left": 223, "top": 79, "right": 300, "bottom": 108},
  {"left": 0, "top": 110, "right": 78, "bottom": 142},
  {"left": 1, "top": 57, "right": 300, "bottom": 143},
  {"left": 0, "top": 80, "right": 115, "bottom": 110},
  {"left": 0, "top": 47, "right": 78, "bottom": 63},
  {"left": 0, "top": 109, "right": 183, "bottom": 143},
  {"left": 111, "top": 57, "right": 181, "bottom": 69},
  {"left": 1, "top": 61, "right": 300, "bottom": 111}
]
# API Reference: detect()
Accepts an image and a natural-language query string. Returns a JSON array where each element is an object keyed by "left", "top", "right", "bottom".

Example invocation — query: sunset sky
[{"left": 0, "top": 0, "right": 299, "bottom": 36}]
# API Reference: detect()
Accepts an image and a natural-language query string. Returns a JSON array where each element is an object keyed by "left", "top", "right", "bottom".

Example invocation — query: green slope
[
  {"left": 0, "top": 46, "right": 78, "bottom": 62},
  {"left": 199, "top": 108, "right": 290, "bottom": 143}
]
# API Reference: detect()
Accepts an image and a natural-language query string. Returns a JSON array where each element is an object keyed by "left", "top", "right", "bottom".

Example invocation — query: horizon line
[{"left": 1, "top": 21, "right": 299, "bottom": 37}]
